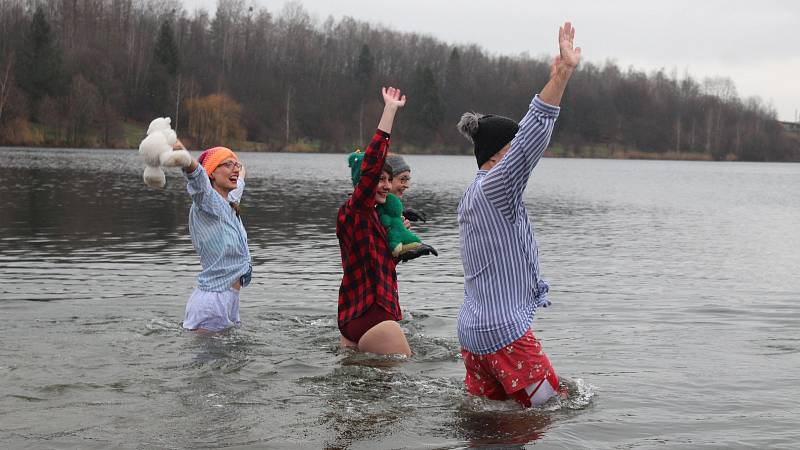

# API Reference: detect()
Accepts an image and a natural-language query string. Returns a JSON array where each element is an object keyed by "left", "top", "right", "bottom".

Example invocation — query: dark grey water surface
[{"left": 1, "top": 148, "right": 798, "bottom": 449}]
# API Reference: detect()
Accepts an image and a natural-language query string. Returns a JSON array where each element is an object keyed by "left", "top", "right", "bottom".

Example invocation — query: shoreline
[
  {"left": 3, "top": 144, "right": 793, "bottom": 162},
  {"left": 2, "top": 120, "right": 796, "bottom": 162}
]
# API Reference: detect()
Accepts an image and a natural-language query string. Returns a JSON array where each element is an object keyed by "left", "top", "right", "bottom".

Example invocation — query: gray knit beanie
[{"left": 386, "top": 154, "right": 411, "bottom": 176}]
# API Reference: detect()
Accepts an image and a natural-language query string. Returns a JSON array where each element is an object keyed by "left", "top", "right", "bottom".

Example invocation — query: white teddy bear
[{"left": 138, "top": 117, "right": 192, "bottom": 188}]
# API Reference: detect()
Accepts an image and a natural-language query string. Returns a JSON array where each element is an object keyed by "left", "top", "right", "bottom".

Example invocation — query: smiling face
[
  {"left": 210, "top": 158, "right": 241, "bottom": 194},
  {"left": 390, "top": 170, "right": 411, "bottom": 198},
  {"left": 374, "top": 169, "right": 392, "bottom": 204}
]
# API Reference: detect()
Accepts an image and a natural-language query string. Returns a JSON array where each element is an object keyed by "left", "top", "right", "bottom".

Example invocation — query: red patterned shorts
[{"left": 461, "top": 329, "right": 560, "bottom": 407}]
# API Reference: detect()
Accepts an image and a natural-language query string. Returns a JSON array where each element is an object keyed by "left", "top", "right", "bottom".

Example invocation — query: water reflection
[
  {"left": 454, "top": 407, "right": 551, "bottom": 448},
  {"left": 316, "top": 365, "right": 407, "bottom": 449}
]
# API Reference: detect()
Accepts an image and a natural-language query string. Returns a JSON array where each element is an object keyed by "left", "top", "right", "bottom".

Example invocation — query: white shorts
[{"left": 182, "top": 288, "right": 241, "bottom": 332}]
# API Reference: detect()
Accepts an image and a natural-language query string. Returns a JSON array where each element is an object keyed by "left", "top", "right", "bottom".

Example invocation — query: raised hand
[
  {"left": 170, "top": 138, "right": 198, "bottom": 172},
  {"left": 541, "top": 21, "right": 580, "bottom": 105},
  {"left": 172, "top": 138, "right": 187, "bottom": 151},
  {"left": 382, "top": 86, "right": 407, "bottom": 109},
  {"left": 378, "top": 87, "right": 406, "bottom": 133},
  {"left": 558, "top": 22, "right": 581, "bottom": 70}
]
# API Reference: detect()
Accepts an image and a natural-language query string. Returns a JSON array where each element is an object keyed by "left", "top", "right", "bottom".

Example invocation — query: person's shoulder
[{"left": 337, "top": 196, "right": 355, "bottom": 219}]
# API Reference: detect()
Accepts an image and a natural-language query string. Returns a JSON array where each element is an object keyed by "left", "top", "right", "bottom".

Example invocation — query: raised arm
[
  {"left": 228, "top": 164, "right": 245, "bottom": 204},
  {"left": 539, "top": 22, "right": 581, "bottom": 107},
  {"left": 175, "top": 139, "right": 199, "bottom": 173},
  {"left": 174, "top": 139, "right": 222, "bottom": 214},
  {"left": 350, "top": 87, "right": 406, "bottom": 209},
  {"left": 377, "top": 87, "right": 406, "bottom": 134},
  {"left": 481, "top": 22, "right": 580, "bottom": 221}
]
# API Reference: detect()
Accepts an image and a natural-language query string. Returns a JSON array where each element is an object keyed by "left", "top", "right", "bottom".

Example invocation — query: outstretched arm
[
  {"left": 174, "top": 139, "right": 199, "bottom": 173},
  {"left": 174, "top": 138, "right": 223, "bottom": 214},
  {"left": 350, "top": 87, "right": 407, "bottom": 208},
  {"left": 539, "top": 22, "right": 581, "bottom": 106},
  {"left": 482, "top": 22, "right": 580, "bottom": 221},
  {"left": 378, "top": 87, "right": 406, "bottom": 134}
]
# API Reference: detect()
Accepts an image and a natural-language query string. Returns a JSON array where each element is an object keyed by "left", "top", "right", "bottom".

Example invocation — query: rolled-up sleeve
[{"left": 185, "top": 165, "right": 222, "bottom": 215}]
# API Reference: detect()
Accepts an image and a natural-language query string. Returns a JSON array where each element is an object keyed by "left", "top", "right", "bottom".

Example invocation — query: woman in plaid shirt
[{"left": 336, "top": 87, "right": 411, "bottom": 356}]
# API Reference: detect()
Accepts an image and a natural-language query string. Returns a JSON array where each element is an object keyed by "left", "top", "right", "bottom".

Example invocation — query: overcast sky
[{"left": 183, "top": 0, "right": 800, "bottom": 122}]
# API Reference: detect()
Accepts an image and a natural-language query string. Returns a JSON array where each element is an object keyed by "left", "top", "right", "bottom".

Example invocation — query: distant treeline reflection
[{"left": 0, "top": 1, "right": 797, "bottom": 161}]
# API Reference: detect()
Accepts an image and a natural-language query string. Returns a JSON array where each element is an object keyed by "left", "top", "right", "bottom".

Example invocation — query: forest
[{"left": 1, "top": 0, "right": 797, "bottom": 161}]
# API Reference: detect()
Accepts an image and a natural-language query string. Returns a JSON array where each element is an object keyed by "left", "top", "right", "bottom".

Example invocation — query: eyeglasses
[{"left": 218, "top": 161, "right": 242, "bottom": 170}]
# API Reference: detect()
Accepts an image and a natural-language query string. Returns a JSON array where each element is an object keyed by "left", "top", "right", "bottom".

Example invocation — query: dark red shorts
[{"left": 340, "top": 303, "right": 397, "bottom": 343}]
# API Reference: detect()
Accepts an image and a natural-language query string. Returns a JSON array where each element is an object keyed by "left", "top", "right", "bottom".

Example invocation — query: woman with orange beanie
[{"left": 173, "top": 139, "right": 252, "bottom": 332}]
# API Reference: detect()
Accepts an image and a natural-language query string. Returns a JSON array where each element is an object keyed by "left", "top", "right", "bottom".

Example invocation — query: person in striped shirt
[
  {"left": 456, "top": 22, "right": 581, "bottom": 407},
  {"left": 173, "top": 140, "right": 252, "bottom": 332}
]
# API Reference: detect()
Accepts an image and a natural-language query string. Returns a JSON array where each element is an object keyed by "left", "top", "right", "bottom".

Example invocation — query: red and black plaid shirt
[{"left": 336, "top": 129, "right": 401, "bottom": 327}]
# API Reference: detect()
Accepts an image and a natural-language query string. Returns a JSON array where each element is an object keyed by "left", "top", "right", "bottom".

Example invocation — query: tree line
[{"left": 1, "top": 0, "right": 797, "bottom": 161}]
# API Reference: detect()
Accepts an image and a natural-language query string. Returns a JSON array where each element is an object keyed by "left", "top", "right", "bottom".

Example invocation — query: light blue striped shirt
[
  {"left": 457, "top": 95, "right": 560, "bottom": 354},
  {"left": 185, "top": 165, "right": 251, "bottom": 292}
]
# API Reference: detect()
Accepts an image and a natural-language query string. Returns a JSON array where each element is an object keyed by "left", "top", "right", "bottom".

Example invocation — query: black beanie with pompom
[{"left": 457, "top": 112, "right": 519, "bottom": 168}]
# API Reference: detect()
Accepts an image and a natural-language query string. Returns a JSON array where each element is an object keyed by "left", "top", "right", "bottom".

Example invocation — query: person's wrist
[{"left": 553, "top": 64, "right": 575, "bottom": 80}]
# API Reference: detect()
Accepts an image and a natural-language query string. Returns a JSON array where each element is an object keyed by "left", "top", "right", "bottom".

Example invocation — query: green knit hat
[{"left": 347, "top": 149, "right": 364, "bottom": 187}]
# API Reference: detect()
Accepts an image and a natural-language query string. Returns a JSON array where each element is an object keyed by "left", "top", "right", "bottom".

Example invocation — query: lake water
[{"left": 0, "top": 148, "right": 798, "bottom": 449}]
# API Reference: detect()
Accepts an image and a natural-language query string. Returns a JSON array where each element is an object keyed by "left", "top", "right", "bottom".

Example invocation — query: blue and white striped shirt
[
  {"left": 457, "top": 95, "right": 560, "bottom": 354},
  {"left": 185, "top": 165, "right": 251, "bottom": 292}
]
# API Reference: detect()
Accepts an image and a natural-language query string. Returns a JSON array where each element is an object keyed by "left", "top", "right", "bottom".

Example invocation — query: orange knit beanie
[{"left": 198, "top": 147, "right": 238, "bottom": 176}]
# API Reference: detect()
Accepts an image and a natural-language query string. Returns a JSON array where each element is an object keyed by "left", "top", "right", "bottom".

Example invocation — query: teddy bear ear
[
  {"left": 146, "top": 117, "right": 173, "bottom": 134},
  {"left": 146, "top": 118, "right": 160, "bottom": 135}
]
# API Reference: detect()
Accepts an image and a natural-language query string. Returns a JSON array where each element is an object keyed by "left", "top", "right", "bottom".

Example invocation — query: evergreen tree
[
  {"left": 355, "top": 44, "right": 374, "bottom": 144},
  {"left": 145, "top": 19, "right": 179, "bottom": 116},
  {"left": 15, "top": 6, "right": 64, "bottom": 116},
  {"left": 355, "top": 44, "right": 374, "bottom": 83},
  {"left": 410, "top": 66, "right": 444, "bottom": 146},
  {"left": 443, "top": 48, "right": 467, "bottom": 144},
  {"left": 155, "top": 19, "right": 180, "bottom": 76}
]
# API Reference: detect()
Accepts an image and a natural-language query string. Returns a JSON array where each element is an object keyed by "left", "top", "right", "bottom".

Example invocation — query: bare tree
[
  {"left": 0, "top": 0, "right": 794, "bottom": 159},
  {"left": 0, "top": 51, "right": 13, "bottom": 123}
]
